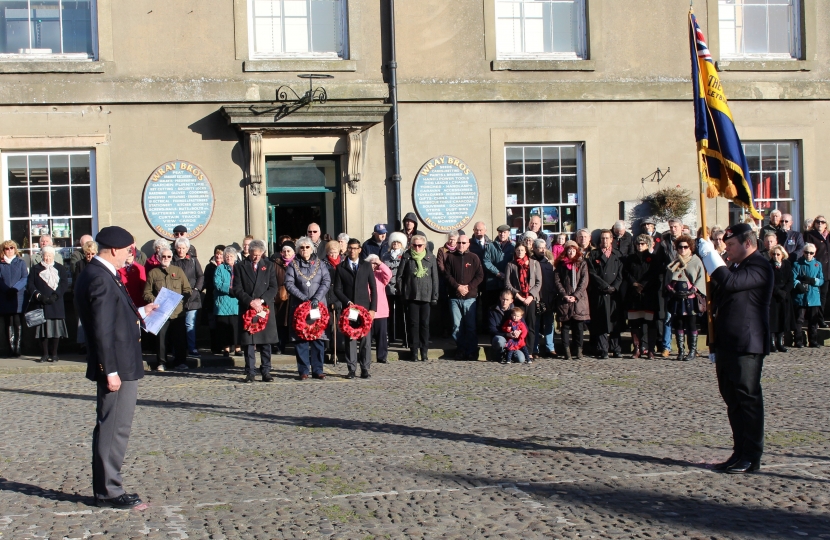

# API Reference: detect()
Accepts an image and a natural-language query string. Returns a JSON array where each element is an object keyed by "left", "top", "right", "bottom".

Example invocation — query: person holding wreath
[
  {"left": 334, "top": 238, "right": 377, "bottom": 379},
  {"left": 285, "top": 236, "right": 331, "bottom": 380},
  {"left": 231, "top": 239, "right": 279, "bottom": 383}
]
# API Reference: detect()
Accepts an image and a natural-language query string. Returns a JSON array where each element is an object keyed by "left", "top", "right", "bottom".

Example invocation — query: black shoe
[
  {"left": 683, "top": 348, "right": 697, "bottom": 361},
  {"left": 262, "top": 375, "right": 273, "bottom": 382},
  {"left": 242, "top": 374, "right": 255, "bottom": 383},
  {"left": 94, "top": 493, "right": 142, "bottom": 508},
  {"left": 37, "top": 355, "right": 48, "bottom": 363},
  {"left": 377, "top": 359, "right": 388, "bottom": 364},
  {"left": 712, "top": 454, "right": 741, "bottom": 471},
  {"left": 809, "top": 343, "right": 821, "bottom": 348},
  {"left": 346, "top": 371, "right": 355, "bottom": 379},
  {"left": 600, "top": 352, "right": 609, "bottom": 359},
  {"left": 612, "top": 351, "right": 622, "bottom": 359},
  {"left": 47, "top": 357, "right": 55, "bottom": 363},
  {"left": 360, "top": 372, "right": 371, "bottom": 379},
  {"left": 234, "top": 350, "right": 243, "bottom": 357},
  {"left": 726, "top": 459, "right": 760, "bottom": 474},
  {"left": 795, "top": 342, "right": 804, "bottom": 348},
  {"left": 223, "top": 350, "right": 230, "bottom": 358}
]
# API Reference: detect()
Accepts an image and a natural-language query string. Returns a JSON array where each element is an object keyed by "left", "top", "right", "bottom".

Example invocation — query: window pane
[
  {"left": 767, "top": 5, "right": 790, "bottom": 54},
  {"left": 255, "top": 0, "right": 279, "bottom": 16},
  {"left": 62, "top": 0, "right": 92, "bottom": 54},
  {"left": 283, "top": 0, "right": 307, "bottom": 16},
  {"left": 284, "top": 17, "right": 309, "bottom": 53},
  {"left": 30, "top": 186, "right": 49, "bottom": 214},
  {"left": 310, "top": 0, "right": 338, "bottom": 53},
  {"left": 561, "top": 175, "right": 577, "bottom": 204},
  {"left": 743, "top": 5, "right": 768, "bottom": 54},
  {"left": 744, "top": 143, "right": 761, "bottom": 171},
  {"left": 506, "top": 206, "right": 524, "bottom": 231},
  {"left": 761, "top": 144, "right": 777, "bottom": 171},
  {"left": 777, "top": 171, "right": 790, "bottom": 198},
  {"left": 70, "top": 153, "right": 90, "bottom": 184},
  {"left": 71, "top": 217, "right": 92, "bottom": 241},
  {"left": 506, "top": 147, "right": 523, "bottom": 175},
  {"left": 524, "top": 17, "right": 544, "bottom": 53},
  {"left": 9, "top": 220, "right": 30, "bottom": 251},
  {"left": 496, "top": 17, "right": 522, "bottom": 54},
  {"left": 759, "top": 172, "right": 776, "bottom": 199},
  {"left": 543, "top": 176, "right": 560, "bottom": 204},
  {"left": 7, "top": 155, "right": 28, "bottom": 186},
  {"left": 255, "top": 16, "right": 281, "bottom": 53},
  {"left": 29, "top": 155, "right": 48, "bottom": 186},
  {"left": 506, "top": 177, "right": 524, "bottom": 205},
  {"left": 30, "top": 0, "right": 61, "bottom": 52},
  {"left": 8, "top": 187, "right": 29, "bottom": 218},
  {"left": 50, "top": 186, "right": 70, "bottom": 216},
  {"left": 542, "top": 146, "right": 559, "bottom": 175},
  {"left": 524, "top": 146, "right": 542, "bottom": 175},
  {"left": 525, "top": 176, "right": 542, "bottom": 204},
  {"left": 561, "top": 146, "right": 577, "bottom": 174},
  {"left": 777, "top": 142, "right": 791, "bottom": 170},
  {"left": 0, "top": 1, "right": 31, "bottom": 53},
  {"left": 551, "top": 1, "right": 576, "bottom": 53},
  {"left": 71, "top": 185, "right": 91, "bottom": 215},
  {"left": 561, "top": 205, "right": 578, "bottom": 233},
  {"left": 50, "top": 154, "right": 69, "bottom": 185}
]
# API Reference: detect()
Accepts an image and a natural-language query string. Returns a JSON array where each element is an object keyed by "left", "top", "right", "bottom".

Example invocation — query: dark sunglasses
[
  {"left": 805, "top": 251, "right": 816, "bottom": 255},
  {"left": 412, "top": 244, "right": 425, "bottom": 248},
  {"left": 677, "top": 245, "right": 690, "bottom": 250},
  {"left": 817, "top": 220, "right": 827, "bottom": 225}
]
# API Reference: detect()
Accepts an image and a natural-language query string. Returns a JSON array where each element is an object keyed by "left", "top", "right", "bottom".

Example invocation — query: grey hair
[
  {"left": 447, "top": 231, "right": 459, "bottom": 240},
  {"left": 364, "top": 254, "right": 381, "bottom": 264},
  {"left": 223, "top": 246, "right": 237, "bottom": 260},
  {"left": 636, "top": 234, "right": 653, "bottom": 248},
  {"left": 248, "top": 239, "right": 266, "bottom": 253},
  {"left": 763, "top": 231, "right": 778, "bottom": 240},
  {"left": 39, "top": 234, "right": 53, "bottom": 243},
  {"left": 337, "top": 233, "right": 350, "bottom": 242},
  {"left": 533, "top": 238, "right": 547, "bottom": 249},
  {"left": 411, "top": 234, "right": 427, "bottom": 245},
  {"left": 522, "top": 231, "right": 538, "bottom": 241},
  {"left": 667, "top": 218, "right": 683, "bottom": 226},
  {"left": 769, "top": 209, "right": 782, "bottom": 217},
  {"left": 612, "top": 220, "right": 626, "bottom": 231},
  {"left": 159, "top": 247, "right": 173, "bottom": 257},
  {"left": 804, "top": 242, "right": 817, "bottom": 254},
  {"left": 295, "top": 236, "right": 313, "bottom": 249},
  {"left": 40, "top": 245, "right": 55, "bottom": 256},
  {"left": 153, "top": 238, "right": 168, "bottom": 251},
  {"left": 173, "top": 236, "right": 190, "bottom": 249}
]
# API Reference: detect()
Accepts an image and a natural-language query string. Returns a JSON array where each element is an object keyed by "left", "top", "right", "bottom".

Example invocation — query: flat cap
[
  {"left": 724, "top": 223, "right": 753, "bottom": 241},
  {"left": 641, "top": 217, "right": 656, "bottom": 226},
  {"left": 173, "top": 225, "right": 188, "bottom": 234},
  {"left": 96, "top": 226, "right": 134, "bottom": 249},
  {"left": 496, "top": 224, "right": 511, "bottom": 232}
]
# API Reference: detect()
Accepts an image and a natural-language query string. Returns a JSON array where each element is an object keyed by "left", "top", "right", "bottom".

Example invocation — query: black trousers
[
  {"left": 716, "top": 348, "right": 765, "bottom": 461},
  {"left": 245, "top": 344, "right": 272, "bottom": 377},
  {"left": 595, "top": 332, "right": 621, "bottom": 354},
  {"left": 517, "top": 299, "right": 537, "bottom": 355},
  {"left": 819, "top": 282, "right": 829, "bottom": 323},
  {"left": 560, "top": 320, "right": 584, "bottom": 353},
  {"left": 795, "top": 306, "right": 820, "bottom": 345},
  {"left": 156, "top": 316, "right": 186, "bottom": 366},
  {"left": 216, "top": 315, "right": 239, "bottom": 350},
  {"left": 371, "top": 318, "right": 388, "bottom": 361},
  {"left": 406, "top": 300, "right": 431, "bottom": 357}
]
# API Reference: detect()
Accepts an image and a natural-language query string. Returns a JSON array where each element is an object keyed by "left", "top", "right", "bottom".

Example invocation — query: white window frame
[
  {"left": 504, "top": 143, "right": 585, "bottom": 239},
  {"left": 0, "top": 0, "right": 98, "bottom": 61},
  {"left": 247, "top": 0, "right": 349, "bottom": 60},
  {"left": 717, "top": 0, "right": 801, "bottom": 60},
  {"left": 1, "top": 150, "right": 98, "bottom": 257},
  {"left": 729, "top": 141, "right": 800, "bottom": 227},
  {"left": 495, "top": 0, "right": 587, "bottom": 61}
]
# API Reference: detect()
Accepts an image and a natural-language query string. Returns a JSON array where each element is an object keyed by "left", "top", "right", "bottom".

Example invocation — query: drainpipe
[{"left": 387, "top": 0, "right": 402, "bottom": 229}]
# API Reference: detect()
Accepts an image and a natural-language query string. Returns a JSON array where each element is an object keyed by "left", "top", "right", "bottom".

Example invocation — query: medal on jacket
[{"left": 306, "top": 281, "right": 311, "bottom": 288}]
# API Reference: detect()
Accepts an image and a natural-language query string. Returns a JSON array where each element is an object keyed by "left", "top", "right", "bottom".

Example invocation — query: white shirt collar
[{"left": 93, "top": 255, "right": 117, "bottom": 276}]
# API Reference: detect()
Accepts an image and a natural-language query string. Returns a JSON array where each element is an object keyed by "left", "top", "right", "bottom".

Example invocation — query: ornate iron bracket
[
  {"left": 267, "top": 73, "right": 333, "bottom": 121},
  {"left": 642, "top": 167, "right": 671, "bottom": 185}
]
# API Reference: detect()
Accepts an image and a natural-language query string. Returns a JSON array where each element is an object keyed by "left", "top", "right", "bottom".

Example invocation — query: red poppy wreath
[
  {"left": 338, "top": 304, "right": 372, "bottom": 340},
  {"left": 293, "top": 301, "right": 330, "bottom": 341},
  {"left": 243, "top": 305, "right": 270, "bottom": 334}
]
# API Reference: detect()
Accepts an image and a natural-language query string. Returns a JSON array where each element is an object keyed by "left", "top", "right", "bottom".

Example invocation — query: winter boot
[
  {"left": 10, "top": 325, "right": 21, "bottom": 357},
  {"left": 684, "top": 332, "right": 698, "bottom": 361},
  {"left": 675, "top": 333, "right": 686, "bottom": 361},
  {"left": 631, "top": 330, "right": 642, "bottom": 359},
  {"left": 776, "top": 333, "right": 788, "bottom": 353}
]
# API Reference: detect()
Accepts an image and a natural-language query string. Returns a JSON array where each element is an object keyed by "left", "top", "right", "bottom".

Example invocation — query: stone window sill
[
  {"left": 243, "top": 59, "right": 357, "bottom": 72},
  {"left": 491, "top": 59, "right": 595, "bottom": 71},
  {"left": 716, "top": 59, "right": 811, "bottom": 72},
  {"left": 0, "top": 60, "right": 111, "bottom": 74}
]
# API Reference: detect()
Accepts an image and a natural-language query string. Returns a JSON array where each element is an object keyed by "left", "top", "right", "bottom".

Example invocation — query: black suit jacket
[
  {"left": 334, "top": 259, "right": 377, "bottom": 311},
  {"left": 711, "top": 250, "right": 774, "bottom": 355},
  {"left": 74, "top": 259, "right": 144, "bottom": 382}
]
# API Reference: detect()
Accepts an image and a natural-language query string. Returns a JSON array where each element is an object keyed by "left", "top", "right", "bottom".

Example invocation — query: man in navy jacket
[
  {"left": 699, "top": 223, "right": 774, "bottom": 474},
  {"left": 75, "top": 227, "right": 158, "bottom": 508}
]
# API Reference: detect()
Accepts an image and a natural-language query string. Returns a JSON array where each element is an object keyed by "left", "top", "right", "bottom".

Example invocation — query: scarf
[
  {"left": 327, "top": 255, "right": 340, "bottom": 267},
  {"left": 444, "top": 242, "right": 457, "bottom": 252},
  {"left": 774, "top": 260, "right": 782, "bottom": 268},
  {"left": 601, "top": 247, "right": 612, "bottom": 259},
  {"left": 410, "top": 247, "right": 427, "bottom": 278},
  {"left": 667, "top": 252, "right": 693, "bottom": 273},
  {"left": 39, "top": 263, "right": 60, "bottom": 290},
  {"left": 3, "top": 255, "right": 14, "bottom": 264},
  {"left": 390, "top": 248, "right": 402, "bottom": 259},
  {"left": 515, "top": 254, "right": 530, "bottom": 296},
  {"left": 282, "top": 253, "right": 295, "bottom": 265}
]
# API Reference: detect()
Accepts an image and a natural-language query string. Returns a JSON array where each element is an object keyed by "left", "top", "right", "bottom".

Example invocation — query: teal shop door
[{"left": 265, "top": 156, "right": 341, "bottom": 254}]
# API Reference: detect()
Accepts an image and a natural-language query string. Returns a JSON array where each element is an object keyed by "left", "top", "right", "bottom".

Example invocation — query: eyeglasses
[
  {"left": 458, "top": 241, "right": 469, "bottom": 245},
  {"left": 161, "top": 255, "right": 173, "bottom": 259},
  {"left": 299, "top": 246, "right": 312, "bottom": 250},
  {"left": 636, "top": 242, "right": 647, "bottom": 245},
  {"left": 805, "top": 251, "right": 816, "bottom": 255},
  {"left": 347, "top": 246, "right": 361, "bottom": 250},
  {"left": 412, "top": 244, "right": 425, "bottom": 248},
  {"left": 782, "top": 220, "right": 791, "bottom": 223},
  {"left": 677, "top": 245, "right": 690, "bottom": 250},
  {"left": 817, "top": 220, "right": 827, "bottom": 225},
  {"left": 307, "top": 230, "right": 320, "bottom": 234},
  {"left": 3, "top": 246, "right": 14, "bottom": 251}
]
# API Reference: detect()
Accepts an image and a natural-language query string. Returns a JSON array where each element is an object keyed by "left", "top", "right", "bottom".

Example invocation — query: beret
[
  {"left": 280, "top": 241, "right": 296, "bottom": 252},
  {"left": 496, "top": 224, "right": 511, "bottom": 232},
  {"left": 724, "top": 223, "right": 753, "bottom": 241},
  {"left": 96, "top": 226, "right": 134, "bottom": 249},
  {"left": 173, "top": 225, "right": 188, "bottom": 234}
]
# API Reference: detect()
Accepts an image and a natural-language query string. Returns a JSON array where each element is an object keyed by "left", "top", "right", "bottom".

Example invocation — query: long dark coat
[
  {"left": 586, "top": 249, "right": 624, "bottom": 334},
  {"left": 623, "top": 251, "right": 661, "bottom": 315},
  {"left": 272, "top": 259, "right": 290, "bottom": 327},
  {"left": 769, "top": 259, "right": 794, "bottom": 333},
  {"left": 553, "top": 259, "right": 590, "bottom": 322},
  {"left": 232, "top": 257, "right": 279, "bottom": 345},
  {"left": 26, "top": 262, "right": 70, "bottom": 319}
]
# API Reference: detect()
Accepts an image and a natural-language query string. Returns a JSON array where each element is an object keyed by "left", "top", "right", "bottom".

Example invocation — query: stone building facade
[{"left": 0, "top": 0, "right": 826, "bottom": 256}]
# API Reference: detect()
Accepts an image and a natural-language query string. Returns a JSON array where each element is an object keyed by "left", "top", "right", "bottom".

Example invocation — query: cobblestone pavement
[{"left": 0, "top": 348, "right": 829, "bottom": 540}]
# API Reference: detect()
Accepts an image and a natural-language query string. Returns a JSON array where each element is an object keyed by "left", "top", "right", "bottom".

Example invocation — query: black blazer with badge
[
  {"left": 75, "top": 259, "right": 144, "bottom": 382},
  {"left": 711, "top": 250, "right": 774, "bottom": 355},
  {"left": 232, "top": 257, "right": 279, "bottom": 345},
  {"left": 334, "top": 259, "right": 377, "bottom": 312}
]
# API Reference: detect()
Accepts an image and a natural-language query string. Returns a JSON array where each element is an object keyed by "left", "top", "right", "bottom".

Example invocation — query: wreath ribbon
[
  {"left": 338, "top": 304, "right": 373, "bottom": 340},
  {"left": 292, "top": 301, "right": 330, "bottom": 341}
]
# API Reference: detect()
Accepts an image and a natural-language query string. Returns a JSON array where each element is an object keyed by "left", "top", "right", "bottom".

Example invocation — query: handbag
[
  {"left": 535, "top": 301, "right": 547, "bottom": 315},
  {"left": 683, "top": 269, "right": 707, "bottom": 313},
  {"left": 24, "top": 292, "right": 46, "bottom": 328},
  {"left": 278, "top": 285, "right": 289, "bottom": 303}
]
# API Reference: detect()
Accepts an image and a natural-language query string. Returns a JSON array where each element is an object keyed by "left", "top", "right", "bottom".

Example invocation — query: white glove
[{"left": 697, "top": 238, "right": 726, "bottom": 275}]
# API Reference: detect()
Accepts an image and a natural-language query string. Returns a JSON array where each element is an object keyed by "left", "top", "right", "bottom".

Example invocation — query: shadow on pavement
[{"left": 0, "top": 477, "right": 85, "bottom": 504}]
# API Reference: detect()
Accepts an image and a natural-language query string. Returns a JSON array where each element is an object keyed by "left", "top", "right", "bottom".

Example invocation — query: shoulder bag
[{"left": 24, "top": 292, "right": 46, "bottom": 328}]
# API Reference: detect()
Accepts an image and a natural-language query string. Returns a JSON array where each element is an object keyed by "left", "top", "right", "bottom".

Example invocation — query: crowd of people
[{"left": 0, "top": 209, "right": 827, "bottom": 377}]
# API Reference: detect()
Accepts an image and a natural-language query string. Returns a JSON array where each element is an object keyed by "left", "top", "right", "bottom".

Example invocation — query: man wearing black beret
[
  {"left": 698, "top": 222, "right": 774, "bottom": 474},
  {"left": 75, "top": 226, "right": 159, "bottom": 507}
]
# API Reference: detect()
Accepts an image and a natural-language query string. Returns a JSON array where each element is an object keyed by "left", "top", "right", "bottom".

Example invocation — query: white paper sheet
[{"left": 143, "top": 287, "right": 184, "bottom": 335}]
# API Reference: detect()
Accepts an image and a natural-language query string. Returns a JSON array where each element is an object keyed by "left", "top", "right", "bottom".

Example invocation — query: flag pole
[{"left": 696, "top": 147, "right": 716, "bottom": 352}]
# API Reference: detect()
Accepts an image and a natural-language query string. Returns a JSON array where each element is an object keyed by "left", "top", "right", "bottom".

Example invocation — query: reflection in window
[
  {"left": 250, "top": 0, "right": 346, "bottom": 58},
  {"left": 0, "top": 0, "right": 94, "bottom": 57},
  {"left": 4, "top": 151, "right": 94, "bottom": 256},
  {"left": 729, "top": 142, "right": 799, "bottom": 227},
  {"left": 718, "top": 0, "right": 800, "bottom": 59},
  {"left": 496, "top": 0, "right": 586, "bottom": 60},
  {"left": 505, "top": 144, "right": 583, "bottom": 238}
]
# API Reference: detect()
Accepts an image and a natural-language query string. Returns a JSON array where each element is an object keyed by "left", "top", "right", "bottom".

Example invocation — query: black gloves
[
  {"left": 801, "top": 276, "right": 816, "bottom": 286},
  {"left": 606, "top": 286, "right": 616, "bottom": 294},
  {"left": 794, "top": 283, "right": 807, "bottom": 294},
  {"left": 50, "top": 293, "right": 59, "bottom": 303},
  {"left": 6, "top": 288, "right": 17, "bottom": 300},
  {"left": 311, "top": 299, "right": 319, "bottom": 309},
  {"left": 430, "top": 301, "right": 438, "bottom": 307},
  {"left": 39, "top": 293, "right": 54, "bottom": 305}
]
